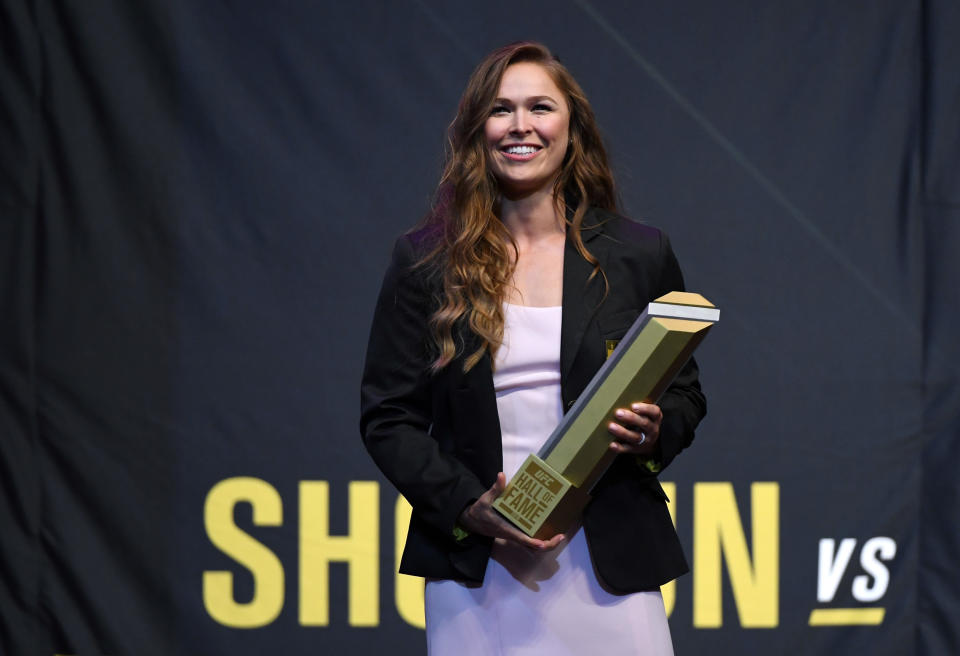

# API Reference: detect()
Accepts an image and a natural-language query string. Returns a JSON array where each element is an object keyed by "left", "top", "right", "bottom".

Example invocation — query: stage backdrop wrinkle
[
  {"left": 0, "top": 1, "right": 957, "bottom": 654},
  {"left": 1, "top": 1, "right": 45, "bottom": 655}
]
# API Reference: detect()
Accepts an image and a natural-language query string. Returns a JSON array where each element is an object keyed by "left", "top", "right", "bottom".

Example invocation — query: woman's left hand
[{"left": 608, "top": 402, "right": 662, "bottom": 456}]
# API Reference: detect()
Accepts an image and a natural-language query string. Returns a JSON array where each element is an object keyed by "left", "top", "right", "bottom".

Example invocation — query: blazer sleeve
[
  {"left": 649, "top": 231, "right": 707, "bottom": 471},
  {"left": 359, "top": 236, "right": 488, "bottom": 539}
]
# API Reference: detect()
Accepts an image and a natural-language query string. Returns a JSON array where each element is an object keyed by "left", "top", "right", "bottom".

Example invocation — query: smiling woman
[
  {"left": 360, "top": 41, "right": 706, "bottom": 655},
  {"left": 484, "top": 62, "right": 571, "bottom": 199}
]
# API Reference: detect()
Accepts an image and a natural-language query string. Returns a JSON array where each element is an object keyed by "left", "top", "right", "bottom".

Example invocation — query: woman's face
[{"left": 484, "top": 62, "right": 571, "bottom": 199}]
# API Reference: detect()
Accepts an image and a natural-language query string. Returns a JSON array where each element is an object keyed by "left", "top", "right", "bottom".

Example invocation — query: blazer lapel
[{"left": 560, "top": 214, "right": 608, "bottom": 387}]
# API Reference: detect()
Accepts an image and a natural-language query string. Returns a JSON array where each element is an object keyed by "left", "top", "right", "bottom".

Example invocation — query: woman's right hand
[{"left": 457, "top": 472, "right": 565, "bottom": 551}]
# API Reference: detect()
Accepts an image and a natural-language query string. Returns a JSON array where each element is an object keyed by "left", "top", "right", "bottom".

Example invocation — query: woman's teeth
[{"left": 504, "top": 146, "right": 538, "bottom": 154}]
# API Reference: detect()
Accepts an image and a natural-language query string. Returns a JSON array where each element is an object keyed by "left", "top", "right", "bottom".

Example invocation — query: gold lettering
[
  {"left": 202, "top": 477, "right": 284, "bottom": 628},
  {"left": 506, "top": 488, "right": 525, "bottom": 510},
  {"left": 517, "top": 475, "right": 536, "bottom": 494},
  {"left": 299, "top": 481, "right": 379, "bottom": 626},
  {"left": 533, "top": 468, "right": 554, "bottom": 485},
  {"left": 693, "top": 482, "right": 779, "bottom": 628},
  {"left": 516, "top": 496, "right": 544, "bottom": 523}
]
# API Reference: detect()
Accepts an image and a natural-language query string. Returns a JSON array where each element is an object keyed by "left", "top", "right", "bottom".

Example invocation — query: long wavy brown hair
[{"left": 417, "top": 42, "right": 618, "bottom": 372}]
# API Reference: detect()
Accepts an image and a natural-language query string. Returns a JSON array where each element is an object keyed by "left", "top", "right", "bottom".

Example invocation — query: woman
[{"left": 361, "top": 42, "right": 705, "bottom": 654}]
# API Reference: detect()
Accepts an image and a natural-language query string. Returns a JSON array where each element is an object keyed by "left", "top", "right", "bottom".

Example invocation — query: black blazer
[{"left": 360, "top": 207, "right": 706, "bottom": 592}]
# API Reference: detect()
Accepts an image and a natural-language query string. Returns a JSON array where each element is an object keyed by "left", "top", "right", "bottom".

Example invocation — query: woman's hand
[
  {"left": 457, "top": 472, "right": 565, "bottom": 551},
  {"left": 608, "top": 402, "right": 662, "bottom": 456}
]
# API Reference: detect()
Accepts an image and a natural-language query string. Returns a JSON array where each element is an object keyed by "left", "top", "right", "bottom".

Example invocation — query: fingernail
[
  {"left": 632, "top": 403, "right": 641, "bottom": 411},
  {"left": 615, "top": 409, "right": 625, "bottom": 417}
]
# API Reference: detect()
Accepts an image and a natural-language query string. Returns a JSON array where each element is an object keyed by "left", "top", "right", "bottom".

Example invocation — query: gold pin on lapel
[{"left": 605, "top": 339, "right": 620, "bottom": 359}]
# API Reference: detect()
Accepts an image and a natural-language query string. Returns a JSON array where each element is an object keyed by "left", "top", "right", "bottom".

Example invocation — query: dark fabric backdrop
[{"left": 1, "top": 1, "right": 957, "bottom": 654}]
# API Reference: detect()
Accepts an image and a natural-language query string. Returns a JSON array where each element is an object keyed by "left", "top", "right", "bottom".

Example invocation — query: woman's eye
[
  {"left": 532, "top": 103, "right": 552, "bottom": 113},
  {"left": 490, "top": 106, "right": 510, "bottom": 116}
]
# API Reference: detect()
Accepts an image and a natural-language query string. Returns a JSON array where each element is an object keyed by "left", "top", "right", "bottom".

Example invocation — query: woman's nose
[{"left": 509, "top": 110, "right": 531, "bottom": 134}]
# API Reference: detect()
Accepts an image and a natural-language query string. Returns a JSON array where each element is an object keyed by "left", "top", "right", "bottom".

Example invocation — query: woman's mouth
[{"left": 499, "top": 144, "right": 542, "bottom": 161}]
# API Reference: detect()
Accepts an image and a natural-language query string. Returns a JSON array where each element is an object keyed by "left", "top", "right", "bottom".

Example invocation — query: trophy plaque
[{"left": 492, "top": 291, "right": 719, "bottom": 539}]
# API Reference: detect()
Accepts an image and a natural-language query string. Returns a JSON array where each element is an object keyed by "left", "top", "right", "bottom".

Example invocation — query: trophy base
[{"left": 492, "top": 454, "right": 591, "bottom": 539}]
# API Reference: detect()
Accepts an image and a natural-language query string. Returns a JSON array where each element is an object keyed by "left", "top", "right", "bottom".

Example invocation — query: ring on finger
[{"left": 638, "top": 432, "right": 647, "bottom": 446}]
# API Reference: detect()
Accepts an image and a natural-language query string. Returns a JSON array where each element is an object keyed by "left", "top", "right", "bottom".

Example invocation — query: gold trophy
[{"left": 492, "top": 292, "right": 719, "bottom": 538}]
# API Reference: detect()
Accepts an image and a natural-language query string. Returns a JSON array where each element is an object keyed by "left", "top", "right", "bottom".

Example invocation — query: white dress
[{"left": 425, "top": 303, "right": 674, "bottom": 656}]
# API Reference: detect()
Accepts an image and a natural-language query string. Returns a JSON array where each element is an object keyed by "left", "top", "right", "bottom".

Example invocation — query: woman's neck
[
  {"left": 499, "top": 188, "right": 566, "bottom": 307},
  {"left": 499, "top": 188, "right": 565, "bottom": 246}
]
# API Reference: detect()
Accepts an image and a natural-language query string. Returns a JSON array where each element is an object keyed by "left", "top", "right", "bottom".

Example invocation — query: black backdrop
[{"left": 2, "top": 1, "right": 958, "bottom": 654}]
